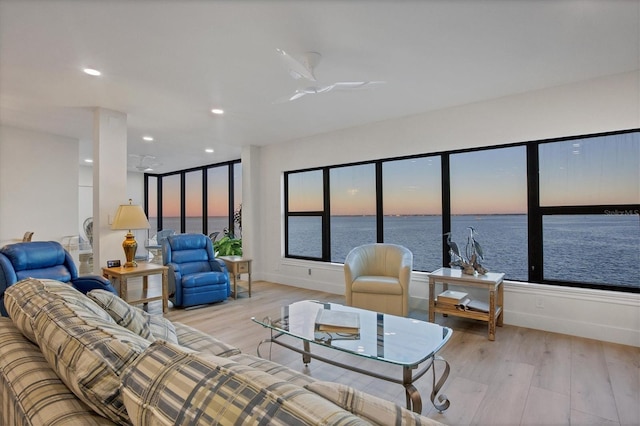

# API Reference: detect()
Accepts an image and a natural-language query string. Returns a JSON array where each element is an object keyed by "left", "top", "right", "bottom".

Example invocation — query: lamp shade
[{"left": 111, "top": 200, "right": 150, "bottom": 231}]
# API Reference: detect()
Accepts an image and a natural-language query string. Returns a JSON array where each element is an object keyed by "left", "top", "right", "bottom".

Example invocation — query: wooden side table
[
  {"left": 427, "top": 267, "right": 505, "bottom": 341},
  {"left": 218, "top": 256, "right": 252, "bottom": 299},
  {"left": 102, "top": 262, "right": 169, "bottom": 313}
]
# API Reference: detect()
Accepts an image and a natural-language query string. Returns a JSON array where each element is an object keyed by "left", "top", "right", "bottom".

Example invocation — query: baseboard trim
[{"left": 504, "top": 309, "right": 640, "bottom": 346}]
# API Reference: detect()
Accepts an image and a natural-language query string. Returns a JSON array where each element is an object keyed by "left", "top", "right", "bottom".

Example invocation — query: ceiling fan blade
[
  {"left": 330, "top": 81, "right": 386, "bottom": 90},
  {"left": 276, "top": 48, "right": 318, "bottom": 82},
  {"left": 289, "top": 91, "right": 308, "bottom": 101},
  {"left": 272, "top": 90, "right": 307, "bottom": 104}
]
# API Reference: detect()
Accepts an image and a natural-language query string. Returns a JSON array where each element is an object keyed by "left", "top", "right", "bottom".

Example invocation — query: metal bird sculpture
[
  {"left": 444, "top": 232, "right": 462, "bottom": 260},
  {"left": 467, "top": 227, "right": 484, "bottom": 260}
]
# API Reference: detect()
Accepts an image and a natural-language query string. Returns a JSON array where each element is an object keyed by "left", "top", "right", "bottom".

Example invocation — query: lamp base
[{"left": 122, "top": 232, "right": 138, "bottom": 268}]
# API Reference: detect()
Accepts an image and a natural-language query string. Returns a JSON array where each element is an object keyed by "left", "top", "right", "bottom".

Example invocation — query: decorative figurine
[{"left": 444, "top": 228, "right": 488, "bottom": 275}]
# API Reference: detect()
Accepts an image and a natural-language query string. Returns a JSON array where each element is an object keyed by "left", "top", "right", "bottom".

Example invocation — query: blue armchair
[
  {"left": 0, "top": 241, "right": 117, "bottom": 317},
  {"left": 162, "top": 233, "right": 230, "bottom": 308}
]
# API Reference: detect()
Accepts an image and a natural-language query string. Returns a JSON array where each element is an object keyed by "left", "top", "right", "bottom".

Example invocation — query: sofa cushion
[
  {"left": 173, "top": 321, "right": 240, "bottom": 357},
  {"left": 87, "top": 289, "right": 178, "bottom": 344},
  {"left": 228, "top": 352, "right": 316, "bottom": 387},
  {"left": 32, "top": 298, "right": 151, "bottom": 425},
  {"left": 0, "top": 317, "right": 116, "bottom": 426},
  {"left": 305, "top": 381, "right": 442, "bottom": 426},
  {"left": 4, "top": 278, "right": 115, "bottom": 343},
  {"left": 121, "top": 340, "right": 370, "bottom": 426}
]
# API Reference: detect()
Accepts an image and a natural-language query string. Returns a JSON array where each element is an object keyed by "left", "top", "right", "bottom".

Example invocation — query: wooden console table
[
  {"left": 428, "top": 267, "right": 504, "bottom": 341},
  {"left": 218, "top": 256, "right": 252, "bottom": 299},
  {"left": 102, "top": 262, "right": 168, "bottom": 313}
]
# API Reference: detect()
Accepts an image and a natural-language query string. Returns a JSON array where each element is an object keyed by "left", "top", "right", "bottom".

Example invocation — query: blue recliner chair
[
  {"left": 162, "top": 233, "right": 230, "bottom": 308},
  {"left": 0, "top": 241, "right": 117, "bottom": 317}
]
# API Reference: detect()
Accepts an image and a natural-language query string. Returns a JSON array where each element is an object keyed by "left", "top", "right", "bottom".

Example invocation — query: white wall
[
  {"left": 253, "top": 71, "right": 640, "bottom": 347},
  {"left": 0, "top": 126, "right": 79, "bottom": 246},
  {"left": 0, "top": 124, "right": 148, "bottom": 265}
]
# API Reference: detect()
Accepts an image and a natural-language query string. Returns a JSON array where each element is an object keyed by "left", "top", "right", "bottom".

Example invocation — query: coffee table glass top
[{"left": 252, "top": 300, "right": 451, "bottom": 367}]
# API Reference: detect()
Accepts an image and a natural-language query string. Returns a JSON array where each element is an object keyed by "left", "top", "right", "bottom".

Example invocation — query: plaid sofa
[{"left": 0, "top": 278, "right": 444, "bottom": 426}]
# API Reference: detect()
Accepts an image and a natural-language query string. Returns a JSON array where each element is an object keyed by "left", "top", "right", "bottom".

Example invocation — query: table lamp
[{"left": 111, "top": 199, "right": 150, "bottom": 267}]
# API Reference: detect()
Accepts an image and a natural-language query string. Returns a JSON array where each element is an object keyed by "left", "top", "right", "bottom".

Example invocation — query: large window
[
  {"left": 538, "top": 133, "right": 640, "bottom": 288},
  {"left": 284, "top": 129, "right": 639, "bottom": 292},
  {"left": 542, "top": 214, "right": 639, "bottom": 287},
  {"left": 145, "top": 160, "right": 240, "bottom": 237},
  {"left": 185, "top": 171, "right": 203, "bottom": 233},
  {"left": 450, "top": 146, "right": 528, "bottom": 281},
  {"left": 383, "top": 156, "right": 442, "bottom": 272},
  {"left": 539, "top": 133, "right": 639, "bottom": 206},
  {"left": 287, "top": 170, "right": 324, "bottom": 259},
  {"left": 146, "top": 176, "right": 158, "bottom": 234},
  {"left": 207, "top": 166, "right": 229, "bottom": 239},
  {"left": 161, "top": 174, "right": 181, "bottom": 234},
  {"left": 330, "top": 164, "right": 376, "bottom": 263}
]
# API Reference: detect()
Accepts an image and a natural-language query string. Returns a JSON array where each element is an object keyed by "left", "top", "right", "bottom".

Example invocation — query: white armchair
[{"left": 343, "top": 243, "right": 413, "bottom": 317}]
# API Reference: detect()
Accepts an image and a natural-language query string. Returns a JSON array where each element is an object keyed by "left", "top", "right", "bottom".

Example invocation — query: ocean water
[
  {"left": 155, "top": 214, "right": 640, "bottom": 288},
  {"left": 311, "top": 214, "right": 639, "bottom": 288}
]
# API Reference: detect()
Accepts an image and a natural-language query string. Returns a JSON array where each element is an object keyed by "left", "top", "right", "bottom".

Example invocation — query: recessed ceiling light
[
  {"left": 210, "top": 108, "right": 224, "bottom": 115},
  {"left": 205, "top": 148, "right": 214, "bottom": 153},
  {"left": 142, "top": 136, "right": 154, "bottom": 142},
  {"left": 84, "top": 159, "right": 93, "bottom": 163},
  {"left": 83, "top": 68, "right": 101, "bottom": 76}
]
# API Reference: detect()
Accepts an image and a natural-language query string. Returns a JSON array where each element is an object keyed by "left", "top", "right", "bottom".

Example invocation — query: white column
[
  {"left": 92, "top": 108, "right": 128, "bottom": 273},
  {"left": 240, "top": 145, "right": 260, "bottom": 262}
]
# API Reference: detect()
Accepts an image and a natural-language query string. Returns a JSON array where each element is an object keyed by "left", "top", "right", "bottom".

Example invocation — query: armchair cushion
[
  {"left": 344, "top": 243, "right": 413, "bottom": 317},
  {"left": 162, "top": 233, "right": 230, "bottom": 308},
  {"left": 1, "top": 242, "right": 72, "bottom": 283},
  {"left": 181, "top": 271, "right": 229, "bottom": 287},
  {"left": 0, "top": 241, "right": 116, "bottom": 317}
]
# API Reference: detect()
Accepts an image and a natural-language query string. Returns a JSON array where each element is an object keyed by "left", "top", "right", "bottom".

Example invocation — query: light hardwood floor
[{"left": 137, "top": 279, "right": 639, "bottom": 426}]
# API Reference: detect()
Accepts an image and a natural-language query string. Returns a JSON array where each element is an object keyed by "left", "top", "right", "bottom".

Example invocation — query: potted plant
[
  {"left": 213, "top": 235, "right": 243, "bottom": 256},
  {"left": 214, "top": 204, "right": 243, "bottom": 256}
]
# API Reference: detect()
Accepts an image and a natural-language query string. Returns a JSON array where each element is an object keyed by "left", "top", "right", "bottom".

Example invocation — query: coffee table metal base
[{"left": 256, "top": 330, "right": 450, "bottom": 414}]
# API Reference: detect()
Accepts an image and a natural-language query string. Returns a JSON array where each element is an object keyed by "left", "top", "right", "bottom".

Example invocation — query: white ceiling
[{"left": 1, "top": 0, "right": 638, "bottom": 174}]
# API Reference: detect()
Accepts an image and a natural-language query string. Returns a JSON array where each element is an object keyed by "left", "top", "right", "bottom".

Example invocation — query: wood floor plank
[
  {"left": 469, "top": 360, "right": 535, "bottom": 425},
  {"left": 520, "top": 386, "right": 570, "bottom": 425},
  {"left": 570, "top": 409, "right": 621, "bottom": 426},
  {"left": 603, "top": 343, "right": 640, "bottom": 426},
  {"left": 425, "top": 376, "right": 488, "bottom": 425},
  {"left": 532, "top": 331, "right": 572, "bottom": 396},
  {"left": 571, "top": 336, "right": 620, "bottom": 423}
]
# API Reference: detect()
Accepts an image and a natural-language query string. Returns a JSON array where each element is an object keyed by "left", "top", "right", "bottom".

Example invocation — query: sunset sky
[{"left": 153, "top": 133, "right": 638, "bottom": 218}]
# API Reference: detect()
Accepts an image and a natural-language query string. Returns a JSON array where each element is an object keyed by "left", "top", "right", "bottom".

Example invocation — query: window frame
[
  {"left": 284, "top": 128, "right": 640, "bottom": 293},
  {"left": 144, "top": 159, "right": 241, "bottom": 237}
]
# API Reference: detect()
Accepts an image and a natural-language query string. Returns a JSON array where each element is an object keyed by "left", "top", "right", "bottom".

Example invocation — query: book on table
[
  {"left": 315, "top": 309, "right": 360, "bottom": 333},
  {"left": 437, "top": 290, "right": 468, "bottom": 307},
  {"left": 456, "top": 297, "right": 490, "bottom": 313}
]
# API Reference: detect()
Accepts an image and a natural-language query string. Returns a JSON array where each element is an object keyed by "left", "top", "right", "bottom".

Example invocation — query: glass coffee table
[{"left": 252, "top": 300, "right": 452, "bottom": 413}]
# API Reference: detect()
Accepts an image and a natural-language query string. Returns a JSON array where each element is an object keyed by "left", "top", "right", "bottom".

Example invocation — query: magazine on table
[
  {"left": 437, "top": 290, "right": 468, "bottom": 306},
  {"left": 315, "top": 309, "right": 360, "bottom": 333},
  {"left": 456, "top": 297, "right": 490, "bottom": 313}
]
